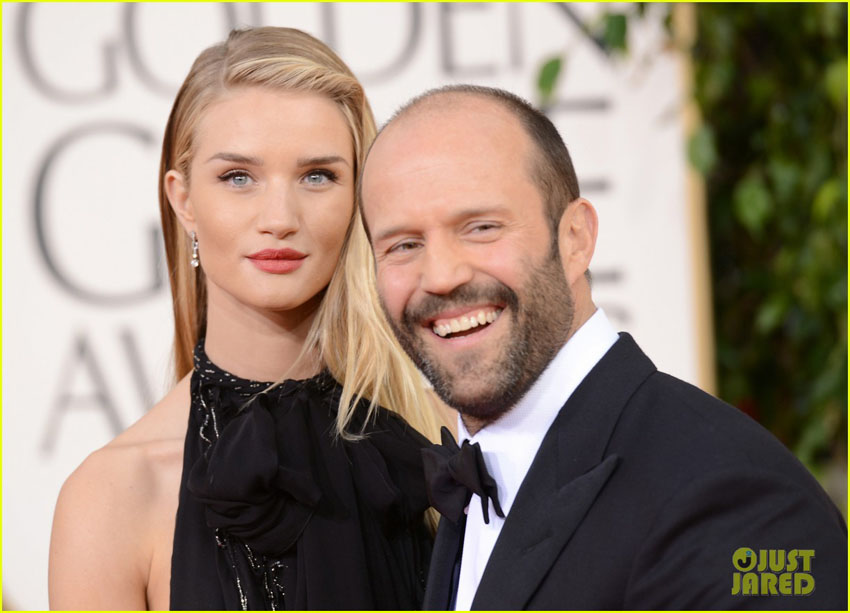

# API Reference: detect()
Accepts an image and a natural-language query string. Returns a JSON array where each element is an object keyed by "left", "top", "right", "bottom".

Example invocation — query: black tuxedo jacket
[{"left": 424, "top": 334, "right": 847, "bottom": 610}]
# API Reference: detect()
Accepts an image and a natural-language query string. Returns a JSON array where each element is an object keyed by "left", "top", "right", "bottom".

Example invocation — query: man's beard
[{"left": 383, "top": 251, "right": 575, "bottom": 426}]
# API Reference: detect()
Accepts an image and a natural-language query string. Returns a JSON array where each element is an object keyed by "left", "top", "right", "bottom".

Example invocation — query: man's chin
[{"left": 432, "top": 382, "right": 512, "bottom": 424}]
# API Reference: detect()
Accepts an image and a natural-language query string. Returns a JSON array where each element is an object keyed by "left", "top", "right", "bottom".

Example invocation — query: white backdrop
[{"left": 2, "top": 3, "right": 710, "bottom": 609}]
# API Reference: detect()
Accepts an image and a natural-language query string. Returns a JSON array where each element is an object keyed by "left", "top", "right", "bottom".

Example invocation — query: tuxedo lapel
[
  {"left": 471, "top": 454, "right": 619, "bottom": 610},
  {"left": 423, "top": 515, "right": 465, "bottom": 610},
  {"left": 471, "top": 334, "right": 655, "bottom": 610}
]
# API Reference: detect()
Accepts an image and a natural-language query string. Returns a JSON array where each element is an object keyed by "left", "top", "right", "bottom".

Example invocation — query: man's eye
[
  {"left": 389, "top": 240, "right": 420, "bottom": 254},
  {"left": 219, "top": 170, "right": 253, "bottom": 187},
  {"left": 471, "top": 223, "right": 498, "bottom": 232},
  {"left": 303, "top": 170, "right": 338, "bottom": 186}
]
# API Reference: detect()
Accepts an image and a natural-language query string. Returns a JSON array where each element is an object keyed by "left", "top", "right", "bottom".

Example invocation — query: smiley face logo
[{"left": 732, "top": 547, "right": 756, "bottom": 571}]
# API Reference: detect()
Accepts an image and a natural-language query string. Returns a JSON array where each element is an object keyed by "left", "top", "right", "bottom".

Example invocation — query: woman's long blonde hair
[{"left": 158, "top": 27, "right": 440, "bottom": 442}]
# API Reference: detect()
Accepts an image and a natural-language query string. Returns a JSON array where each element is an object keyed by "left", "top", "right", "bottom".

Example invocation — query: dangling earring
[{"left": 190, "top": 231, "right": 200, "bottom": 268}]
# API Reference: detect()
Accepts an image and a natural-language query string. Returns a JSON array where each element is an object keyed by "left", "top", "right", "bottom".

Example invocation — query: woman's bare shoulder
[
  {"left": 114, "top": 373, "right": 191, "bottom": 448},
  {"left": 69, "top": 373, "right": 190, "bottom": 495},
  {"left": 48, "top": 374, "right": 191, "bottom": 610}
]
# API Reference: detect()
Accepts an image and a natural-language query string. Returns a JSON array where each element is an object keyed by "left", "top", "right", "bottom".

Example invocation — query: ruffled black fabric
[{"left": 170, "top": 342, "right": 433, "bottom": 610}]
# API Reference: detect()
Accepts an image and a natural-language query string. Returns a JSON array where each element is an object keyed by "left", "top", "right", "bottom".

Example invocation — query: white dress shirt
[{"left": 453, "top": 308, "right": 619, "bottom": 611}]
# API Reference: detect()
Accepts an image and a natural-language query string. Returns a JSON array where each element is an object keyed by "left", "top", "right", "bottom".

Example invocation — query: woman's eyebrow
[
  {"left": 204, "top": 153, "right": 351, "bottom": 167},
  {"left": 206, "top": 152, "right": 263, "bottom": 165},
  {"left": 296, "top": 154, "right": 350, "bottom": 167}
]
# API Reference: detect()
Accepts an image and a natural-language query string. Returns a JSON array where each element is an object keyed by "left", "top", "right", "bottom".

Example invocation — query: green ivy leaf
[
  {"left": 826, "top": 276, "right": 847, "bottom": 309},
  {"left": 820, "top": 2, "right": 843, "bottom": 38},
  {"left": 767, "top": 156, "right": 799, "bottom": 204},
  {"left": 603, "top": 14, "right": 628, "bottom": 52},
  {"left": 702, "top": 61, "right": 734, "bottom": 106},
  {"left": 824, "top": 59, "right": 847, "bottom": 109},
  {"left": 812, "top": 178, "right": 841, "bottom": 222},
  {"left": 688, "top": 125, "right": 717, "bottom": 174},
  {"left": 537, "top": 56, "right": 563, "bottom": 106},
  {"left": 794, "top": 417, "right": 829, "bottom": 468},
  {"left": 733, "top": 172, "right": 773, "bottom": 237},
  {"left": 756, "top": 294, "right": 789, "bottom": 334}
]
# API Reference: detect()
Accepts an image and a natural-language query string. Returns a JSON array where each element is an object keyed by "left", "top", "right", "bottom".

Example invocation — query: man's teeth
[{"left": 433, "top": 309, "right": 501, "bottom": 337}]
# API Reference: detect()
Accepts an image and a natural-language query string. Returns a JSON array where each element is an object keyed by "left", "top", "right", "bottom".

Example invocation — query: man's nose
[
  {"left": 419, "top": 239, "right": 474, "bottom": 295},
  {"left": 256, "top": 182, "right": 299, "bottom": 238}
]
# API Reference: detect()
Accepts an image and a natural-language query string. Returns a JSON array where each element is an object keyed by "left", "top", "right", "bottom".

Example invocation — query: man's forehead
[
  {"left": 360, "top": 92, "right": 537, "bottom": 235},
  {"left": 366, "top": 97, "right": 526, "bottom": 176},
  {"left": 384, "top": 93, "right": 517, "bottom": 140}
]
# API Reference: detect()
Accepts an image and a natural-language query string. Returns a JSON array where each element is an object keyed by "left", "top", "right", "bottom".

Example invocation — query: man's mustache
[{"left": 401, "top": 281, "right": 519, "bottom": 330}]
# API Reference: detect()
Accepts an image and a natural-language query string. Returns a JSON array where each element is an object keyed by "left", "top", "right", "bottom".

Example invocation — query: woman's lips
[{"left": 247, "top": 249, "right": 306, "bottom": 274}]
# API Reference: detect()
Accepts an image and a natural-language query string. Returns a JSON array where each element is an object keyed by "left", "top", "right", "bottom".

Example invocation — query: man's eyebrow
[
  {"left": 451, "top": 206, "right": 510, "bottom": 220},
  {"left": 373, "top": 224, "right": 411, "bottom": 245},
  {"left": 206, "top": 152, "right": 263, "bottom": 165},
  {"left": 296, "top": 154, "right": 350, "bottom": 168}
]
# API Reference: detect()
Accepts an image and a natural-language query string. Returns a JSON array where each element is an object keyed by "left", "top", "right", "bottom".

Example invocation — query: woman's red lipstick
[{"left": 247, "top": 248, "right": 306, "bottom": 274}]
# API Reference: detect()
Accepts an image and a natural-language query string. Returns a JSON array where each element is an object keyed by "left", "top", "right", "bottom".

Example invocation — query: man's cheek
[{"left": 379, "top": 270, "right": 414, "bottom": 321}]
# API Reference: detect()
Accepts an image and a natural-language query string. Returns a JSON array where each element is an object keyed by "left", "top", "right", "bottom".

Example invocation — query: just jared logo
[{"left": 731, "top": 547, "right": 815, "bottom": 596}]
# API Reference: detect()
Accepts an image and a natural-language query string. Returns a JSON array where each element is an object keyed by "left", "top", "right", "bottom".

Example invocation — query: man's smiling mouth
[{"left": 431, "top": 308, "right": 503, "bottom": 338}]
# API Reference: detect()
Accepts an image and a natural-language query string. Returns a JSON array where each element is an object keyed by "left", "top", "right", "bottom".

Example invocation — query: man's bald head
[{"left": 362, "top": 85, "right": 581, "bottom": 239}]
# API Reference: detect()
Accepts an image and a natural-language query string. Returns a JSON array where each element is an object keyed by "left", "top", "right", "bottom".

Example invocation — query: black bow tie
[{"left": 421, "top": 426, "right": 505, "bottom": 525}]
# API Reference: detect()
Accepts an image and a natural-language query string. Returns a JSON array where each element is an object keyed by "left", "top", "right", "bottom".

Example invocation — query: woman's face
[{"left": 167, "top": 87, "right": 355, "bottom": 315}]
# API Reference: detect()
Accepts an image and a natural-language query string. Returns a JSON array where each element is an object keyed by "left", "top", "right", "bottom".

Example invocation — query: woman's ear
[
  {"left": 557, "top": 198, "right": 598, "bottom": 286},
  {"left": 164, "top": 169, "right": 195, "bottom": 232}
]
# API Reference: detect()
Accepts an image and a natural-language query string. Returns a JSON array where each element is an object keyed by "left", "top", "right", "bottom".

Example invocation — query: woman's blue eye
[{"left": 219, "top": 171, "right": 252, "bottom": 187}]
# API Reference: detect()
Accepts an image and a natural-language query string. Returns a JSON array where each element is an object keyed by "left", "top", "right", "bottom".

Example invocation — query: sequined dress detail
[{"left": 169, "top": 342, "right": 432, "bottom": 610}]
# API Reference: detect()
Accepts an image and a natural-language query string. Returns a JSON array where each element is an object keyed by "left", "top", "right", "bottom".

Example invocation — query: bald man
[{"left": 360, "top": 85, "right": 847, "bottom": 610}]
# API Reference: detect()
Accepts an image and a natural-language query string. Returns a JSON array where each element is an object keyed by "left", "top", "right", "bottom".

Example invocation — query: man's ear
[
  {"left": 164, "top": 169, "right": 195, "bottom": 232},
  {"left": 557, "top": 198, "right": 598, "bottom": 285}
]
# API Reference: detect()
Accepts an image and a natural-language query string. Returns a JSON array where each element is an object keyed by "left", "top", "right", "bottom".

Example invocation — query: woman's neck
[{"left": 202, "top": 286, "right": 324, "bottom": 382}]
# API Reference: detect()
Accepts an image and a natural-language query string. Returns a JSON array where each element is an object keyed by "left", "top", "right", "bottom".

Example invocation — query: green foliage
[
  {"left": 535, "top": 6, "right": 641, "bottom": 108},
  {"left": 691, "top": 4, "right": 847, "bottom": 484},
  {"left": 537, "top": 57, "right": 563, "bottom": 108},
  {"left": 603, "top": 13, "right": 629, "bottom": 53},
  {"left": 732, "top": 171, "right": 773, "bottom": 238},
  {"left": 688, "top": 124, "right": 718, "bottom": 174},
  {"left": 534, "top": 4, "right": 847, "bottom": 502}
]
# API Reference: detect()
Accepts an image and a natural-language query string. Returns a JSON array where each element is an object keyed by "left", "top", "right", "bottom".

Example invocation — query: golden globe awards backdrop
[{"left": 2, "top": 3, "right": 710, "bottom": 608}]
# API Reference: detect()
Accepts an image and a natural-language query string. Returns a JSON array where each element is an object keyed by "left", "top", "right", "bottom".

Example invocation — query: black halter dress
[{"left": 170, "top": 343, "right": 433, "bottom": 610}]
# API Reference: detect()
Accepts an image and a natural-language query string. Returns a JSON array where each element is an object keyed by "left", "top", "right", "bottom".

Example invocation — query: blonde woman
[{"left": 48, "top": 27, "right": 442, "bottom": 610}]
